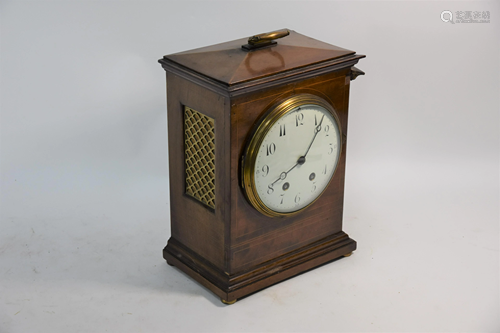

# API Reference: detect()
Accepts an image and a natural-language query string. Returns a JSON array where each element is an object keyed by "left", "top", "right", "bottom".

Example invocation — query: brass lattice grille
[{"left": 184, "top": 106, "right": 215, "bottom": 209}]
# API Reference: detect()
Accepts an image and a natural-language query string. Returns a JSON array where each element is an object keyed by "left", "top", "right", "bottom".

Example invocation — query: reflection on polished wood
[{"left": 161, "top": 30, "right": 359, "bottom": 86}]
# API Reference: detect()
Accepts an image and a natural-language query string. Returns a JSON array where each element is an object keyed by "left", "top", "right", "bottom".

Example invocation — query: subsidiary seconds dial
[{"left": 242, "top": 94, "right": 342, "bottom": 217}]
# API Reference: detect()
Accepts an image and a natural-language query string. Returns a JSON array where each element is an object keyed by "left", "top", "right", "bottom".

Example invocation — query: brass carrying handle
[{"left": 248, "top": 29, "right": 290, "bottom": 45}]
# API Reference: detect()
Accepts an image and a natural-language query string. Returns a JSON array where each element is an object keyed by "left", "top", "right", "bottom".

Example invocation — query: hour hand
[{"left": 268, "top": 160, "right": 299, "bottom": 188}]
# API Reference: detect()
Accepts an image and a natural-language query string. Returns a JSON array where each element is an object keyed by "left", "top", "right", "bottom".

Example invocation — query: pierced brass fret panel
[{"left": 184, "top": 106, "right": 215, "bottom": 209}]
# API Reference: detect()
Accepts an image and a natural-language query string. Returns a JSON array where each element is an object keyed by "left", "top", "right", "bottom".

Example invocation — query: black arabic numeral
[
  {"left": 296, "top": 113, "right": 304, "bottom": 126},
  {"left": 262, "top": 165, "right": 269, "bottom": 176},
  {"left": 266, "top": 143, "right": 276, "bottom": 156},
  {"left": 279, "top": 124, "right": 286, "bottom": 137},
  {"left": 324, "top": 125, "right": 330, "bottom": 136},
  {"left": 328, "top": 143, "right": 334, "bottom": 155},
  {"left": 267, "top": 185, "right": 274, "bottom": 195}
]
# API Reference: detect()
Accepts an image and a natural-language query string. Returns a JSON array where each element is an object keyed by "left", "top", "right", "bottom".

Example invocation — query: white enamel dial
[{"left": 252, "top": 103, "right": 341, "bottom": 214}]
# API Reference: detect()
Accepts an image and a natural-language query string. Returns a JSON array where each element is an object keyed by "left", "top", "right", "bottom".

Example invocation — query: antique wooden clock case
[{"left": 159, "top": 29, "right": 365, "bottom": 304}]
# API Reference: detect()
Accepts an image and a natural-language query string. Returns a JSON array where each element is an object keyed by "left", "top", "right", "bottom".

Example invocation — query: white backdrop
[{"left": 1, "top": 1, "right": 498, "bottom": 332}]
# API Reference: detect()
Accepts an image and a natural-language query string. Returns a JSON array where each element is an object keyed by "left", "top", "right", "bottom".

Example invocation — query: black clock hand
[
  {"left": 268, "top": 115, "right": 325, "bottom": 190},
  {"left": 269, "top": 161, "right": 299, "bottom": 187},
  {"left": 268, "top": 152, "right": 309, "bottom": 189},
  {"left": 302, "top": 114, "right": 325, "bottom": 159}
]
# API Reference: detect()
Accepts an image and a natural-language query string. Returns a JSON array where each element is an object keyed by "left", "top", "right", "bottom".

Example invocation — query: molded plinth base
[{"left": 164, "top": 231, "right": 356, "bottom": 304}]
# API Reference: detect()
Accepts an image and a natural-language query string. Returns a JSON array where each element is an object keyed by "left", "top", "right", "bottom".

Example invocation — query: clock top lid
[{"left": 160, "top": 30, "right": 364, "bottom": 86}]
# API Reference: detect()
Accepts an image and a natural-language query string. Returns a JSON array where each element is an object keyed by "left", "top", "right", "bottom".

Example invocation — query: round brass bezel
[{"left": 242, "top": 93, "right": 343, "bottom": 218}]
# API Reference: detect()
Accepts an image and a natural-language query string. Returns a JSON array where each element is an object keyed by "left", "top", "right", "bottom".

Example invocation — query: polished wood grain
[
  {"left": 229, "top": 70, "right": 351, "bottom": 272},
  {"left": 163, "top": 30, "right": 355, "bottom": 86},
  {"left": 159, "top": 32, "right": 364, "bottom": 303},
  {"left": 164, "top": 231, "right": 356, "bottom": 303},
  {"left": 164, "top": 72, "right": 229, "bottom": 270}
]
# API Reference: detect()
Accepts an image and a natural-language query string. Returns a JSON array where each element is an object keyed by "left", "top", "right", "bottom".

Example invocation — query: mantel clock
[{"left": 158, "top": 29, "right": 365, "bottom": 304}]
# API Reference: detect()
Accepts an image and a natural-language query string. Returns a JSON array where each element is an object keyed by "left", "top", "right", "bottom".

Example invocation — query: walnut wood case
[{"left": 158, "top": 30, "right": 365, "bottom": 303}]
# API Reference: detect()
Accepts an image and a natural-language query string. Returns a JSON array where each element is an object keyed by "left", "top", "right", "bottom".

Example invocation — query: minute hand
[{"left": 303, "top": 114, "right": 325, "bottom": 158}]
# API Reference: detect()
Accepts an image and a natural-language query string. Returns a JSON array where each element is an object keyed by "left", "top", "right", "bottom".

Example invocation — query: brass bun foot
[
  {"left": 221, "top": 298, "right": 237, "bottom": 305},
  {"left": 343, "top": 252, "right": 353, "bottom": 257}
]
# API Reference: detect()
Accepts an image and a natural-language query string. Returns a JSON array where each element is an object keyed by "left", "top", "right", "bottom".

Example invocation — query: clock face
[{"left": 242, "top": 95, "right": 342, "bottom": 217}]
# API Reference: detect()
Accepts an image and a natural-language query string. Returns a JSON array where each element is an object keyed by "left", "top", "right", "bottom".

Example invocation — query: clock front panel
[{"left": 230, "top": 69, "right": 351, "bottom": 273}]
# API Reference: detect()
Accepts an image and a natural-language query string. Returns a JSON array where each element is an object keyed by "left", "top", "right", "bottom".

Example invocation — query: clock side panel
[
  {"left": 164, "top": 72, "right": 230, "bottom": 271},
  {"left": 229, "top": 69, "right": 352, "bottom": 274}
]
